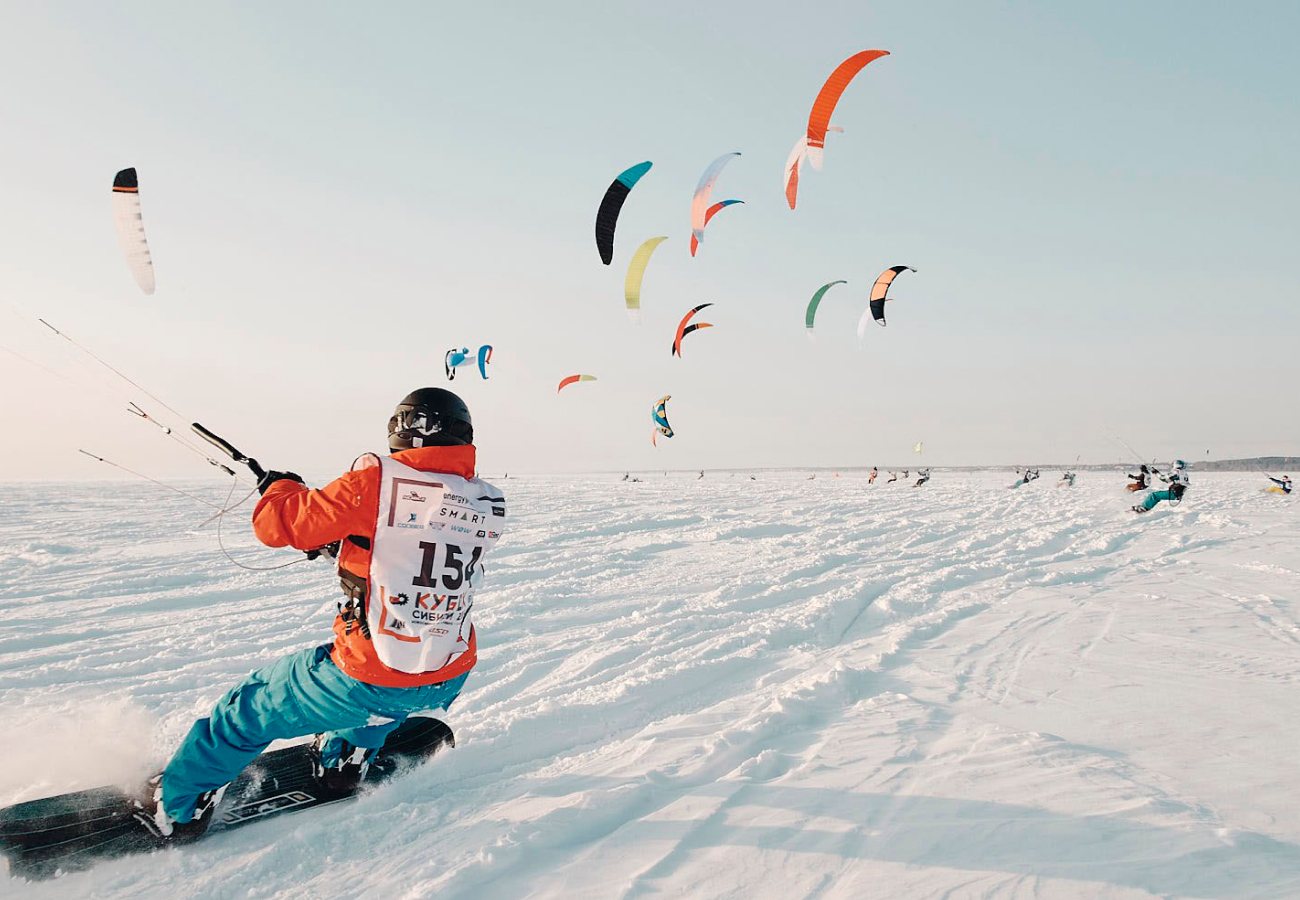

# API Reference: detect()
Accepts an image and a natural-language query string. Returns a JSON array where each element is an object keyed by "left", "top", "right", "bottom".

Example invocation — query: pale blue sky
[{"left": 1, "top": 1, "right": 1297, "bottom": 480}]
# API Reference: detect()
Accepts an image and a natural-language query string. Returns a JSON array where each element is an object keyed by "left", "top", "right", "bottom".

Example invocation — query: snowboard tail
[{"left": 0, "top": 716, "right": 453, "bottom": 880}]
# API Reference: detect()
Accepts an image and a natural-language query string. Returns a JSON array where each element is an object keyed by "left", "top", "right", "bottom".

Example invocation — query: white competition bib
[{"left": 366, "top": 455, "right": 504, "bottom": 674}]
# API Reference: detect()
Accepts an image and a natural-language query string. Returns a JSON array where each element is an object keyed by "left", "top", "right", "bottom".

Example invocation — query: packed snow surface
[{"left": 1, "top": 471, "right": 1298, "bottom": 899}]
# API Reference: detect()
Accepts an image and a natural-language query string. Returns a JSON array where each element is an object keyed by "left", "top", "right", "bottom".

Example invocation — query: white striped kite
[{"left": 111, "top": 168, "right": 155, "bottom": 294}]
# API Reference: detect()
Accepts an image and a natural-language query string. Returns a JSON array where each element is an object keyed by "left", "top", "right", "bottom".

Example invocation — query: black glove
[
  {"left": 256, "top": 470, "right": 305, "bottom": 495},
  {"left": 305, "top": 541, "right": 340, "bottom": 561}
]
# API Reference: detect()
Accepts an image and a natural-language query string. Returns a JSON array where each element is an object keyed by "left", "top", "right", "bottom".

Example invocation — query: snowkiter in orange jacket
[{"left": 135, "top": 388, "right": 505, "bottom": 842}]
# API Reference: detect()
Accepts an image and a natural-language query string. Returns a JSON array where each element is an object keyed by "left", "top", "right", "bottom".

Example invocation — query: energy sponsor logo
[{"left": 436, "top": 490, "right": 503, "bottom": 525}]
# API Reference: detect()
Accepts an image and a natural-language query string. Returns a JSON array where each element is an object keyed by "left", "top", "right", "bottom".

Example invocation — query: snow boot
[
  {"left": 310, "top": 734, "right": 378, "bottom": 795},
  {"left": 133, "top": 774, "right": 226, "bottom": 843}
]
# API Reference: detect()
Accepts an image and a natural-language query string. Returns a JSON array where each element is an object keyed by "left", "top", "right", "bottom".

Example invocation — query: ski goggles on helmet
[{"left": 388, "top": 407, "right": 472, "bottom": 447}]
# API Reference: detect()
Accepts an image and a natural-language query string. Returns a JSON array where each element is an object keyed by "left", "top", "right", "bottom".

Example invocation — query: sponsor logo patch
[{"left": 221, "top": 791, "right": 315, "bottom": 824}]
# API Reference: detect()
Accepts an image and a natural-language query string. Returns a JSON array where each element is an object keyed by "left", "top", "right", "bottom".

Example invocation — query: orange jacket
[{"left": 252, "top": 444, "right": 480, "bottom": 688}]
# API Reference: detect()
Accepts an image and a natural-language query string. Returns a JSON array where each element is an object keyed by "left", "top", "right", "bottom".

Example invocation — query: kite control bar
[
  {"left": 191, "top": 423, "right": 267, "bottom": 481},
  {"left": 191, "top": 422, "right": 338, "bottom": 562}
]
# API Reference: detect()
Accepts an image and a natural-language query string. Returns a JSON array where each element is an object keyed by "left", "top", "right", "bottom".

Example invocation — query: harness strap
[{"left": 337, "top": 568, "right": 372, "bottom": 639}]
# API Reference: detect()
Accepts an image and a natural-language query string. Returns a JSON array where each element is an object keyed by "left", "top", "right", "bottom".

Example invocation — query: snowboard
[{"left": 0, "top": 716, "right": 453, "bottom": 881}]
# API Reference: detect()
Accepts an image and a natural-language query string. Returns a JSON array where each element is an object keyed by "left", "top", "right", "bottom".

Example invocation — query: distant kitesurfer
[
  {"left": 1267, "top": 475, "right": 1292, "bottom": 495},
  {"left": 869, "top": 467, "right": 878, "bottom": 484},
  {"left": 1127, "top": 464, "right": 1150, "bottom": 493},
  {"left": 913, "top": 468, "right": 930, "bottom": 487},
  {"left": 1133, "top": 460, "right": 1189, "bottom": 513},
  {"left": 1010, "top": 469, "right": 1039, "bottom": 489}
]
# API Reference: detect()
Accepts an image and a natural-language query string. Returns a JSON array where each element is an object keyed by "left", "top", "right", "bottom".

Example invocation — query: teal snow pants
[
  {"left": 162, "top": 644, "right": 468, "bottom": 821},
  {"left": 1140, "top": 488, "right": 1178, "bottom": 511}
]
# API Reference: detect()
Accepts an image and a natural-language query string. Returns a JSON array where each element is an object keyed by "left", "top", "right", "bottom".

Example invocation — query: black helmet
[{"left": 388, "top": 388, "right": 473, "bottom": 451}]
